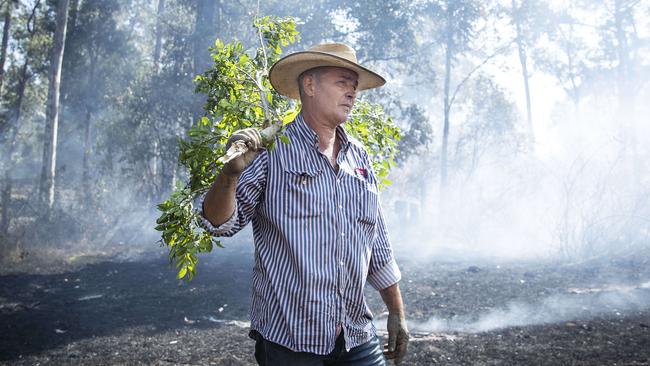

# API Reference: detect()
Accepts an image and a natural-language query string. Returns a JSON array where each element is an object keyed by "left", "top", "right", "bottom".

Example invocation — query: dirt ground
[{"left": 1, "top": 244, "right": 649, "bottom": 366}]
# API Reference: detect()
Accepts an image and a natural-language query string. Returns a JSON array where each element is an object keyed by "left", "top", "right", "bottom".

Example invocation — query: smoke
[
  {"left": 384, "top": 67, "right": 650, "bottom": 263},
  {"left": 377, "top": 281, "right": 650, "bottom": 334},
  {"left": 416, "top": 281, "right": 650, "bottom": 334}
]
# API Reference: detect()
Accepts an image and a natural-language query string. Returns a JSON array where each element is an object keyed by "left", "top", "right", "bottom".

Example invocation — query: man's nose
[{"left": 346, "top": 88, "right": 356, "bottom": 100}]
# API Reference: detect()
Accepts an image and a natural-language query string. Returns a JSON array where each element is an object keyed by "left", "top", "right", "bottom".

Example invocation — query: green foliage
[
  {"left": 185, "top": 16, "right": 299, "bottom": 195},
  {"left": 346, "top": 100, "right": 401, "bottom": 189},
  {"left": 156, "top": 15, "right": 401, "bottom": 280},
  {"left": 394, "top": 104, "right": 432, "bottom": 164}
]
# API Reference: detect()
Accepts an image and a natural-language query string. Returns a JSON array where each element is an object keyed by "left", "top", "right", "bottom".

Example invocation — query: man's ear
[{"left": 303, "top": 73, "right": 316, "bottom": 97}]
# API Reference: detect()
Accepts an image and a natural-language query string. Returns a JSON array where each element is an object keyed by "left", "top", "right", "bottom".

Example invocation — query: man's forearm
[
  {"left": 202, "top": 172, "right": 239, "bottom": 226},
  {"left": 379, "top": 283, "right": 405, "bottom": 316},
  {"left": 380, "top": 282, "right": 409, "bottom": 363}
]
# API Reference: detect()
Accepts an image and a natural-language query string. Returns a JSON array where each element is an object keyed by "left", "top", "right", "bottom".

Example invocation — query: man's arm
[
  {"left": 200, "top": 128, "right": 263, "bottom": 230},
  {"left": 202, "top": 173, "right": 239, "bottom": 226},
  {"left": 379, "top": 283, "right": 409, "bottom": 364},
  {"left": 362, "top": 155, "right": 409, "bottom": 363}
]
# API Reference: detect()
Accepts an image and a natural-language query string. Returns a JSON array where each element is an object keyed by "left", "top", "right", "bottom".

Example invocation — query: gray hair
[{"left": 297, "top": 67, "right": 329, "bottom": 99}]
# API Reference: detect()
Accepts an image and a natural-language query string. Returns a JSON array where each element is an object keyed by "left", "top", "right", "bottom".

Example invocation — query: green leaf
[
  {"left": 177, "top": 267, "right": 188, "bottom": 279},
  {"left": 281, "top": 109, "right": 299, "bottom": 125}
]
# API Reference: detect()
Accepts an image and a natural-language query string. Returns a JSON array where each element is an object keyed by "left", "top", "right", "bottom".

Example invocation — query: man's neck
[{"left": 301, "top": 109, "right": 339, "bottom": 153}]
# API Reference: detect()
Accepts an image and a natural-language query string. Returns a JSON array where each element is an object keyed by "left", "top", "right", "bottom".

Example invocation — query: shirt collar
[{"left": 293, "top": 113, "right": 351, "bottom": 152}]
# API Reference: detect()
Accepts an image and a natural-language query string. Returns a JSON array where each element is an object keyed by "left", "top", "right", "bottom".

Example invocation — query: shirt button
[
  {"left": 341, "top": 232, "right": 345, "bottom": 237},
  {"left": 340, "top": 261, "right": 345, "bottom": 266},
  {"left": 338, "top": 204, "right": 343, "bottom": 209}
]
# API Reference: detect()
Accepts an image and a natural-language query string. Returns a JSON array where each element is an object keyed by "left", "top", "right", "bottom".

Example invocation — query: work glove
[
  {"left": 384, "top": 312, "right": 409, "bottom": 364},
  {"left": 221, "top": 128, "right": 263, "bottom": 177}
]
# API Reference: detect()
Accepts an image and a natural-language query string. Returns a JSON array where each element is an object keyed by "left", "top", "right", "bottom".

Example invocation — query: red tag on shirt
[{"left": 355, "top": 168, "right": 368, "bottom": 179}]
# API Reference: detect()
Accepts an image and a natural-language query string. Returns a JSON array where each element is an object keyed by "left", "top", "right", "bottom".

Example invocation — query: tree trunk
[
  {"left": 564, "top": 26, "right": 581, "bottom": 108},
  {"left": 82, "top": 48, "right": 97, "bottom": 202},
  {"left": 512, "top": 0, "right": 534, "bottom": 144},
  {"left": 68, "top": 0, "right": 79, "bottom": 30},
  {"left": 191, "top": 0, "right": 219, "bottom": 122},
  {"left": 0, "top": 60, "right": 28, "bottom": 237},
  {"left": 160, "top": 140, "right": 170, "bottom": 197},
  {"left": 613, "top": 0, "right": 639, "bottom": 186},
  {"left": 440, "top": 22, "right": 452, "bottom": 192},
  {"left": 149, "top": 0, "right": 165, "bottom": 197},
  {"left": 153, "top": 0, "right": 164, "bottom": 74},
  {"left": 40, "top": 0, "right": 70, "bottom": 209},
  {"left": 82, "top": 106, "right": 92, "bottom": 201},
  {"left": 192, "top": 0, "right": 218, "bottom": 75},
  {"left": 1, "top": 1, "right": 37, "bottom": 237},
  {"left": 0, "top": 0, "right": 14, "bottom": 92},
  {"left": 146, "top": 123, "right": 162, "bottom": 201}
]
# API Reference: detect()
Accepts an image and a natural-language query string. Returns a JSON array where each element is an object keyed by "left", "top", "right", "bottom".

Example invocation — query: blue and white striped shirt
[{"left": 198, "top": 114, "right": 401, "bottom": 355}]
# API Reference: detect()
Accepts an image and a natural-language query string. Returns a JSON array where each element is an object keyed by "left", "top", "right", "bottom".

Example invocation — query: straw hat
[{"left": 269, "top": 43, "right": 386, "bottom": 99}]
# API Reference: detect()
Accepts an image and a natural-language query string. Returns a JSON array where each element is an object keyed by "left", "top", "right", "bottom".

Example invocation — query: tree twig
[
  {"left": 447, "top": 41, "right": 513, "bottom": 114},
  {"left": 26, "top": 0, "right": 40, "bottom": 34}
]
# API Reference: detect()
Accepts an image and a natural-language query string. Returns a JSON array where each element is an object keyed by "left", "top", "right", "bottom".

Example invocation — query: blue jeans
[{"left": 252, "top": 330, "right": 387, "bottom": 366}]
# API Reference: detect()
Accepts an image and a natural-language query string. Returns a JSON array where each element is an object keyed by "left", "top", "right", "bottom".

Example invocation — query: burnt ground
[{"left": 1, "top": 243, "right": 650, "bottom": 366}]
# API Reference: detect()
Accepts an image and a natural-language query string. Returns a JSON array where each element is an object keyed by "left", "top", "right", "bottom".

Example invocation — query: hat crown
[{"left": 308, "top": 43, "right": 358, "bottom": 64}]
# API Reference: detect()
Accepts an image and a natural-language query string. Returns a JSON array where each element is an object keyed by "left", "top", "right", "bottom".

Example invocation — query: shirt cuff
[
  {"left": 194, "top": 192, "right": 239, "bottom": 236},
  {"left": 367, "top": 258, "right": 402, "bottom": 291}
]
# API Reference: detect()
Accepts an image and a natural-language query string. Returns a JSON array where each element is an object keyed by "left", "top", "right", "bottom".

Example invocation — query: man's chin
[{"left": 338, "top": 111, "right": 352, "bottom": 123}]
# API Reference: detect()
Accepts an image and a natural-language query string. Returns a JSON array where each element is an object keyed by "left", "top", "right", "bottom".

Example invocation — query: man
[{"left": 199, "top": 43, "right": 408, "bottom": 365}]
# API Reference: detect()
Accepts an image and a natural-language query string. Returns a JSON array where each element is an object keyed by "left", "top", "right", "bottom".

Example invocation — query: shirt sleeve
[
  {"left": 195, "top": 151, "right": 268, "bottom": 237},
  {"left": 356, "top": 147, "right": 401, "bottom": 290},
  {"left": 367, "top": 200, "right": 402, "bottom": 290}
]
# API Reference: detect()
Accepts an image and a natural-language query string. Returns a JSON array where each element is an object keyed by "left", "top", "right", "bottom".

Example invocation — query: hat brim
[{"left": 269, "top": 51, "right": 386, "bottom": 99}]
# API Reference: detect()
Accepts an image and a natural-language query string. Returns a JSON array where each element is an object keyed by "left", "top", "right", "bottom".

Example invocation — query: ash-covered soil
[{"left": 1, "top": 244, "right": 649, "bottom": 366}]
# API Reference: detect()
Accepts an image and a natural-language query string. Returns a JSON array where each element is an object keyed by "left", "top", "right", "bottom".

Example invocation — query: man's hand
[
  {"left": 221, "top": 128, "right": 263, "bottom": 177},
  {"left": 383, "top": 312, "right": 409, "bottom": 364}
]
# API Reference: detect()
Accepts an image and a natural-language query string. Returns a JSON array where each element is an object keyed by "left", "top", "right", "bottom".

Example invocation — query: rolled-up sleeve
[
  {"left": 194, "top": 151, "right": 267, "bottom": 237},
  {"left": 367, "top": 200, "right": 401, "bottom": 290},
  {"left": 195, "top": 192, "right": 240, "bottom": 235}
]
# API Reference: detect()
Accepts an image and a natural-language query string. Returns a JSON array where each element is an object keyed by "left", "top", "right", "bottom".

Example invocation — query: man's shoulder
[
  {"left": 345, "top": 134, "right": 370, "bottom": 160},
  {"left": 346, "top": 134, "right": 366, "bottom": 151},
  {"left": 264, "top": 125, "right": 312, "bottom": 170}
]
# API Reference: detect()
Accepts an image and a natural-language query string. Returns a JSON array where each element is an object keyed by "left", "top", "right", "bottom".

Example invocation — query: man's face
[{"left": 308, "top": 67, "right": 359, "bottom": 125}]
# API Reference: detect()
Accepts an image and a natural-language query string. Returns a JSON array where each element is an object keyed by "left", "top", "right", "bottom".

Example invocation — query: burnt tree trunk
[{"left": 40, "top": 0, "right": 70, "bottom": 209}]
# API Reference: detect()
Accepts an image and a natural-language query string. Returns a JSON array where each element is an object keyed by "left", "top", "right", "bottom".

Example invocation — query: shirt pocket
[
  {"left": 352, "top": 174, "right": 379, "bottom": 227},
  {"left": 282, "top": 167, "right": 324, "bottom": 218}
]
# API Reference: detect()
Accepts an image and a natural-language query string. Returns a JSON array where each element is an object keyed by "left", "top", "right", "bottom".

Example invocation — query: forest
[
  {"left": 0, "top": 0, "right": 648, "bottom": 262},
  {"left": 0, "top": 0, "right": 649, "bottom": 365}
]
